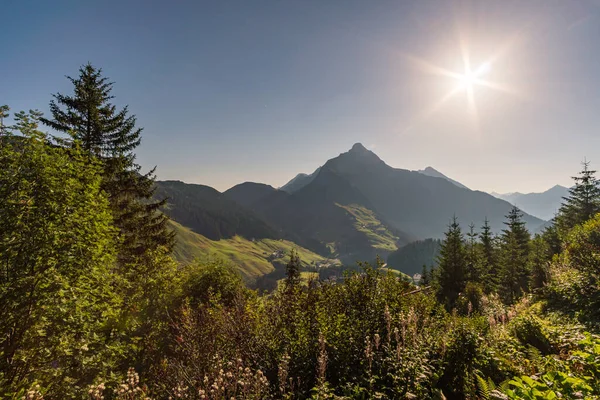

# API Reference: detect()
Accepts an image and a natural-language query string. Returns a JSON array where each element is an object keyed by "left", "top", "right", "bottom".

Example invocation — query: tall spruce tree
[
  {"left": 557, "top": 160, "right": 600, "bottom": 231},
  {"left": 465, "top": 223, "right": 480, "bottom": 283},
  {"left": 499, "top": 207, "right": 531, "bottom": 303},
  {"left": 436, "top": 216, "right": 467, "bottom": 309},
  {"left": 40, "top": 64, "right": 174, "bottom": 264},
  {"left": 479, "top": 218, "right": 498, "bottom": 291}
]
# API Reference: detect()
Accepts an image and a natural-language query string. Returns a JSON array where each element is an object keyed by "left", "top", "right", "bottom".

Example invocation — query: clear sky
[{"left": 2, "top": 0, "right": 600, "bottom": 193}]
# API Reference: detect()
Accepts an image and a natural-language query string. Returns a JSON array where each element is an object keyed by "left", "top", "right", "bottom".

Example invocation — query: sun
[
  {"left": 400, "top": 42, "right": 521, "bottom": 133},
  {"left": 454, "top": 62, "right": 491, "bottom": 91}
]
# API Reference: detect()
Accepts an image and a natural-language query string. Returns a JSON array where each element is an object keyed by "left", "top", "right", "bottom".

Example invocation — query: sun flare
[{"left": 455, "top": 62, "right": 491, "bottom": 91}]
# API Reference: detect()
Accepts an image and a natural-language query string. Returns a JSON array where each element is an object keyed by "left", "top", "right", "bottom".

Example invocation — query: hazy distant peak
[
  {"left": 489, "top": 184, "right": 570, "bottom": 221},
  {"left": 548, "top": 184, "right": 568, "bottom": 192}
]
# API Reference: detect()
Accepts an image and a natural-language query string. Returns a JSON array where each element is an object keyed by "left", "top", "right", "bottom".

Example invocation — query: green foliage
[
  {"left": 437, "top": 317, "right": 486, "bottom": 399},
  {"left": 564, "top": 212, "right": 600, "bottom": 277},
  {"left": 505, "top": 370, "right": 597, "bottom": 399},
  {"left": 183, "top": 260, "right": 246, "bottom": 306},
  {"left": 0, "top": 110, "right": 122, "bottom": 397},
  {"left": 509, "top": 314, "right": 553, "bottom": 355},
  {"left": 457, "top": 281, "right": 486, "bottom": 315}
]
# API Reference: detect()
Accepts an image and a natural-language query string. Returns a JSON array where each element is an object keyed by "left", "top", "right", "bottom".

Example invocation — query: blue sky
[{"left": 2, "top": 0, "right": 600, "bottom": 193}]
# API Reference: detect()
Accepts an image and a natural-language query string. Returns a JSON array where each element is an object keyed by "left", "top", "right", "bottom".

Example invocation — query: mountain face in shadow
[
  {"left": 318, "top": 143, "right": 543, "bottom": 238},
  {"left": 226, "top": 143, "right": 544, "bottom": 263}
]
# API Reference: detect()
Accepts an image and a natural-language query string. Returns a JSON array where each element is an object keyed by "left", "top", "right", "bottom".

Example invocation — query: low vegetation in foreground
[{"left": 2, "top": 65, "right": 600, "bottom": 399}]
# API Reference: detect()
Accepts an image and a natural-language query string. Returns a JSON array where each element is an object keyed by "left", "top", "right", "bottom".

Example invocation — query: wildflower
[
  {"left": 384, "top": 305, "right": 392, "bottom": 345},
  {"left": 364, "top": 336, "right": 374, "bottom": 371}
]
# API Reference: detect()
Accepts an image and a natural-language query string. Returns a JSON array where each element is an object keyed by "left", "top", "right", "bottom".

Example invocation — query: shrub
[{"left": 509, "top": 314, "right": 554, "bottom": 355}]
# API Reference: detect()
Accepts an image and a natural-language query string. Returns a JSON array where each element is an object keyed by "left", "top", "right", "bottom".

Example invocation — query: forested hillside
[
  {"left": 155, "top": 180, "right": 279, "bottom": 240},
  {"left": 2, "top": 65, "right": 600, "bottom": 400},
  {"left": 387, "top": 238, "right": 442, "bottom": 276}
]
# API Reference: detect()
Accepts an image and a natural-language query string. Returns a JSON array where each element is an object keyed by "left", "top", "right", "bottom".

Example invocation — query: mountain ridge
[
  {"left": 417, "top": 166, "right": 469, "bottom": 190},
  {"left": 226, "top": 143, "right": 544, "bottom": 264},
  {"left": 490, "top": 184, "right": 569, "bottom": 220}
]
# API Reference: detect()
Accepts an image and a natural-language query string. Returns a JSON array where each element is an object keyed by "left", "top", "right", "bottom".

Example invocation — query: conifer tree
[
  {"left": 542, "top": 221, "right": 562, "bottom": 257},
  {"left": 436, "top": 216, "right": 467, "bottom": 309},
  {"left": 40, "top": 64, "right": 174, "bottom": 264},
  {"left": 499, "top": 207, "right": 531, "bottom": 303},
  {"left": 557, "top": 160, "right": 600, "bottom": 231},
  {"left": 479, "top": 218, "right": 498, "bottom": 291},
  {"left": 465, "top": 223, "right": 480, "bottom": 283},
  {"left": 285, "top": 249, "right": 302, "bottom": 289}
]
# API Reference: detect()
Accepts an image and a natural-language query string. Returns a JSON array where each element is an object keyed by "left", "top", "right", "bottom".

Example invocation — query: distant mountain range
[
  {"left": 156, "top": 143, "right": 546, "bottom": 274},
  {"left": 490, "top": 185, "right": 569, "bottom": 221},
  {"left": 228, "top": 143, "right": 543, "bottom": 262}
]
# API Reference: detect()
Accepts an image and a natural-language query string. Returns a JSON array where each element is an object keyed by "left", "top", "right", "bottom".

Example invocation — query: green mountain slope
[
  {"left": 169, "top": 220, "right": 330, "bottom": 281},
  {"left": 155, "top": 180, "right": 278, "bottom": 240},
  {"left": 336, "top": 203, "right": 399, "bottom": 252}
]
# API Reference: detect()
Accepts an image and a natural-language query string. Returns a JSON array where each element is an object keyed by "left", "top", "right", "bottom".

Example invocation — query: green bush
[{"left": 509, "top": 314, "right": 554, "bottom": 355}]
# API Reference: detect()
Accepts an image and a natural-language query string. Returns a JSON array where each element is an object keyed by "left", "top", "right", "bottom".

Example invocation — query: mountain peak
[
  {"left": 550, "top": 184, "right": 568, "bottom": 191},
  {"left": 350, "top": 142, "right": 368, "bottom": 153}
]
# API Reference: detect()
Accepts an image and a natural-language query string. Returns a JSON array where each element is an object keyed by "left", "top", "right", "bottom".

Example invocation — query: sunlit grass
[{"left": 169, "top": 220, "right": 328, "bottom": 281}]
